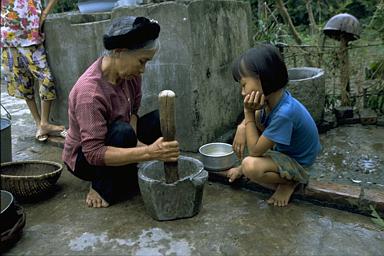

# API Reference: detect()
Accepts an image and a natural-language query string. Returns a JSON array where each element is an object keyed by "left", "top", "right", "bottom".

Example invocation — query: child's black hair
[{"left": 231, "top": 43, "right": 288, "bottom": 96}]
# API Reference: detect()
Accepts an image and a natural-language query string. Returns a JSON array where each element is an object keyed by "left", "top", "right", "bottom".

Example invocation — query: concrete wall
[
  {"left": 44, "top": 0, "right": 252, "bottom": 151},
  {"left": 44, "top": 11, "right": 112, "bottom": 123}
]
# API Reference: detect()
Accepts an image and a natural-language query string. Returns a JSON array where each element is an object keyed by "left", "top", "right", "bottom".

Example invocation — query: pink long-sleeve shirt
[{"left": 62, "top": 57, "right": 142, "bottom": 172}]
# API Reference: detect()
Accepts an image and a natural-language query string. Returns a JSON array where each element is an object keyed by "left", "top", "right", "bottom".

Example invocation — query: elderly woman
[{"left": 62, "top": 16, "right": 179, "bottom": 208}]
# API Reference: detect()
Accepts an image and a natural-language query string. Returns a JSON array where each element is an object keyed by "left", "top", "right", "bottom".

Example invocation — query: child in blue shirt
[{"left": 226, "top": 44, "right": 321, "bottom": 207}]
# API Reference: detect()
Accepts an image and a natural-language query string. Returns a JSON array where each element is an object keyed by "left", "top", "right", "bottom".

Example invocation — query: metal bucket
[{"left": 1, "top": 104, "right": 12, "bottom": 163}]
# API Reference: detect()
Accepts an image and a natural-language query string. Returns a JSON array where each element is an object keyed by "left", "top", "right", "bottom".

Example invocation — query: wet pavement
[
  {"left": 1, "top": 88, "right": 384, "bottom": 255},
  {"left": 314, "top": 125, "right": 384, "bottom": 191}
]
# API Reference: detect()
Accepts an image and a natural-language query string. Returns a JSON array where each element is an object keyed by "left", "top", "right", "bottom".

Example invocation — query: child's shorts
[
  {"left": 266, "top": 150, "right": 310, "bottom": 184},
  {"left": 1, "top": 44, "right": 56, "bottom": 100}
]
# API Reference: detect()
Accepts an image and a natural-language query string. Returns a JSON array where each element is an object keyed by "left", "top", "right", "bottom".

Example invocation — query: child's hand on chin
[{"left": 244, "top": 91, "right": 265, "bottom": 112}]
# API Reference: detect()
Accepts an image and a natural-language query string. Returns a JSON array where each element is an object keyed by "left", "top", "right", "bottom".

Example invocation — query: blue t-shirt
[{"left": 261, "top": 90, "right": 321, "bottom": 166}]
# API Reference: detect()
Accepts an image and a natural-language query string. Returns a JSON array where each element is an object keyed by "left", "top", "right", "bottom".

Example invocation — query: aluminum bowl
[
  {"left": 198, "top": 143, "right": 238, "bottom": 172},
  {"left": 1, "top": 190, "right": 17, "bottom": 233}
]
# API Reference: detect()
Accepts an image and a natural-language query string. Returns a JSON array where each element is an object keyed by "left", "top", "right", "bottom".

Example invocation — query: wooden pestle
[{"left": 158, "top": 90, "right": 180, "bottom": 183}]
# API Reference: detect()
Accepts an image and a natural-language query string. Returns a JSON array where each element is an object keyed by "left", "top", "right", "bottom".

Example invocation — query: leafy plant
[
  {"left": 370, "top": 205, "right": 384, "bottom": 230},
  {"left": 366, "top": 59, "right": 384, "bottom": 80},
  {"left": 48, "top": 0, "right": 78, "bottom": 13},
  {"left": 366, "top": 81, "right": 384, "bottom": 113},
  {"left": 367, "top": 0, "right": 384, "bottom": 40},
  {"left": 253, "top": 18, "right": 286, "bottom": 45},
  {"left": 251, "top": 2, "right": 287, "bottom": 45},
  {"left": 325, "top": 94, "right": 339, "bottom": 110}
]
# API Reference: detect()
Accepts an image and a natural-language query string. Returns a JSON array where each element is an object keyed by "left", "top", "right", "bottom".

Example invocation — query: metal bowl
[
  {"left": 1, "top": 190, "right": 17, "bottom": 233},
  {"left": 0, "top": 190, "right": 26, "bottom": 252},
  {"left": 198, "top": 143, "right": 238, "bottom": 172}
]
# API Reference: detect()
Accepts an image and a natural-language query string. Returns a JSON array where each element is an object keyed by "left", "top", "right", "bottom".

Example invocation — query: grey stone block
[
  {"left": 287, "top": 67, "right": 325, "bottom": 124},
  {"left": 334, "top": 106, "right": 354, "bottom": 119},
  {"left": 359, "top": 108, "right": 378, "bottom": 125},
  {"left": 138, "top": 156, "right": 208, "bottom": 221}
]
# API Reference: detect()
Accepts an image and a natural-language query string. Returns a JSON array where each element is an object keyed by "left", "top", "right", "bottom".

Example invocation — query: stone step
[{"left": 208, "top": 171, "right": 384, "bottom": 216}]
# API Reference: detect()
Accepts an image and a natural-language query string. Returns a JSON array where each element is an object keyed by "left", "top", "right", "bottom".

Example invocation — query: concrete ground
[{"left": 1, "top": 89, "right": 384, "bottom": 255}]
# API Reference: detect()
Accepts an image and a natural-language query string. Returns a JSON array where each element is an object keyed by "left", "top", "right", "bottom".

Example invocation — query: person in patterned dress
[{"left": 1, "top": 0, "right": 66, "bottom": 141}]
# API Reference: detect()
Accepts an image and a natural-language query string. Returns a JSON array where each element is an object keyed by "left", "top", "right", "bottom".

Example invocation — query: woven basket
[{"left": 0, "top": 160, "right": 62, "bottom": 200}]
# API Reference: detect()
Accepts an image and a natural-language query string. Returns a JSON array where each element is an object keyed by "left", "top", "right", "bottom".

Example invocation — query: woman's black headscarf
[{"left": 103, "top": 16, "right": 160, "bottom": 50}]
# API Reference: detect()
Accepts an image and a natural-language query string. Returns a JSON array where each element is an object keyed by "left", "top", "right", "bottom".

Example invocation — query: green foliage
[
  {"left": 343, "top": 0, "right": 382, "bottom": 25},
  {"left": 366, "top": 59, "right": 384, "bottom": 80},
  {"left": 370, "top": 205, "right": 384, "bottom": 230},
  {"left": 248, "top": 0, "right": 381, "bottom": 34},
  {"left": 50, "top": 0, "right": 78, "bottom": 13},
  {"left": 325, "top": 94, "right": 339, "bottom": 110},
  {"left": 253, "top": 10, "right": 287, "bottom": 44},
  {"left": 367, "top": 81, "right": 384, "bottom": 113},
  {"left": 249, "top": 1, "right": 292, "bottom": 44},
  {"left": 248, "top": 0, "right": 383, "bottom": 113},
  {"left": 366, "top": 0, "right": 384, "bottom": 40},
  {"left": 254, "top": 19, "right": 279, "bottom": 43}
]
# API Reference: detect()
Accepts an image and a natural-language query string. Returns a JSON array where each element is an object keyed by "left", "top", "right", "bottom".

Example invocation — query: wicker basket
[{"left": 0, "top": 160, "right": 62, "bottom": 200}]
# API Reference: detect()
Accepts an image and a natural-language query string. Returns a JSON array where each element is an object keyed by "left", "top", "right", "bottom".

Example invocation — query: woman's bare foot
[
  {"left": 40, "top": 123, "right": 65, "bottom": 135},
  {"left": 86, "top": 187, "right": 109, "bottom": 208},
  {"left": 225, "top": 166, "right": 243, "bottom": 183},
  {"left": 35, "top": 128, "right": 48, "bottom": 142},
  {"left": 267, "top": 182, "right": 298, "bottom": 207}
]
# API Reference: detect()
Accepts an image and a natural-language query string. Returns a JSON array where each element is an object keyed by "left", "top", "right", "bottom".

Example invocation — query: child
[{"left": 226, "top": 44, "right": 321, "bottom": 207}]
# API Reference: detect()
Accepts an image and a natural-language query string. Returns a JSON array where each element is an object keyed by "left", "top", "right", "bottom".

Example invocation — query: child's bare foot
[
  {"left": 225, "top": 166, "right": 243, "bottom": 183},
  {"left": 256, "top": 182, "right": 278, "bottom": 191},
  {"left": 267, "top": 182, "right": 298, "bottom": 207},
  {"left": 86, "top": 187, "right": 109, "bottom": 208}
]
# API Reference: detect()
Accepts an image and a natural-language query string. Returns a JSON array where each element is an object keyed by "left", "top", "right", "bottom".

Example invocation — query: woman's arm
[
  {"left": 104, "top": 137, "right": 179, "bottom": 166},
  {"left": 42, "top": 0, "right": 59, "bottom": 17},
  {"left": 130, "top": 113, "right": 138, "bottom": 133},
  {"left": 75, "top": 92, "right": 179, "bottom": 167},
  {"left": 129, "top": 113, "right": 146, "bottom": 147},
  {"left": 104, "top": 112, "right": 178, "bottom": 166},
  {"left": 40, "top": 0, "right": 59, "bottom": 29}
]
